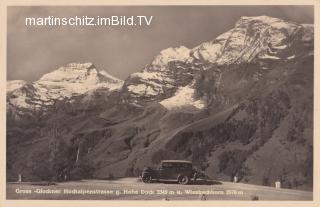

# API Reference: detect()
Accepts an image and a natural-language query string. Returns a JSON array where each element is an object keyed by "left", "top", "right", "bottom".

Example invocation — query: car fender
[{"left": 177, "top": 173, "right": 186, "bottom": 181}]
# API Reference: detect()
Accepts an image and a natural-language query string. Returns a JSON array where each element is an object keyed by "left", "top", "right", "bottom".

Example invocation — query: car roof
[{"left": 161, "top": 160, "right": 192, "bottom": 164}]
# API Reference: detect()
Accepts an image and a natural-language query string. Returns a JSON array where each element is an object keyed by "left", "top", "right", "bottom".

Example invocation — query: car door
[
  {"left": 159, "top": 162, "right": 174, "bottom": 180},
  {"left": 158, "top": 164, "right": 166, "bottom": 180},
  {"left": 170, "top": 163, "right": 180, "bottom": 180}
]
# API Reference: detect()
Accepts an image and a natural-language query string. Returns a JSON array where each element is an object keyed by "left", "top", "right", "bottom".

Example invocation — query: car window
[
  {"left": 161, "top": 162, "right": 192, "bottom": 169},
  {"left": 180, "top": 163, "right": 192, "bottom": 169},
  {"left": 162, "top": 162, "right": 174, "bottom": 168}
]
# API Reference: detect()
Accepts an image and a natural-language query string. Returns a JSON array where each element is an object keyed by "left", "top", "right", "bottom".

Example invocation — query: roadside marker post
[
  {"left": 275, "top": 181, "right": 281, "bottom": 188},
  {"left": 233, "top": 176, "right": 238, "bottom": 183}
]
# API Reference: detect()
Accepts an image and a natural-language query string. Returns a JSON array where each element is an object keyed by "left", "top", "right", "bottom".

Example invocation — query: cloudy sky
[{"left": 7, "top": 6, "right": 313, "bottom": 81}]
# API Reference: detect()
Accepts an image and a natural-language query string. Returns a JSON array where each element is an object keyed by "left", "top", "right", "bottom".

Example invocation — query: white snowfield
[
  {"left": 258, "top": 53, "right": 281, "bottom": 60},
  {"left": 7, "top": 63, "right": 123, "bottom": 109},
  {"left": 127, "top": 84, "right": 161, "bottom": 97},
  {"left": 130, "top": 71, "right": 174, "bottom": 83},
  {"left": 151, "top": 46, "right": 190, "bottom": 68},
  {"left": 160, "top": 84, "right": 205, "bottom": 111}
]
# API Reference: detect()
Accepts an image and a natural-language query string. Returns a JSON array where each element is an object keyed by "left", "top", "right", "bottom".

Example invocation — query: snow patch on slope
[
  {"left": 287, "top": 55, "right": 296, "bottom": 60},
  {"left": 259, "top": 53, "right": 281, "bottom": 60},
  {"left": 130, "top": 71, "right": 174, "bottom": 83},
  {"left": 160, "top": 85, "right": 205, "bottom": 110},
  {"left": 127, "top": 84, "right": 160, "bottom": 96}
]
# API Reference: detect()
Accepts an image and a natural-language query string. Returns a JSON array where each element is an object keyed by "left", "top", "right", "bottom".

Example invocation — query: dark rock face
[{"left": 6, "top": 16, "right": 314, "bottom": 190}]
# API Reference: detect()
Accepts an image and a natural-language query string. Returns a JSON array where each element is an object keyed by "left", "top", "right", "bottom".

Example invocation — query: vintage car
[{"left": 141, "top": 160, "right": 198, "bottom": 185}]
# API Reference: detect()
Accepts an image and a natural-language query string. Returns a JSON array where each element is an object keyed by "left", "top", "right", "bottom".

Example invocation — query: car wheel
[
  {"left": 142, "top": 175, "right": 152, "bottom": 183},
  {"left": 178, "top": 175, "right": 189, "bottom": 185}
]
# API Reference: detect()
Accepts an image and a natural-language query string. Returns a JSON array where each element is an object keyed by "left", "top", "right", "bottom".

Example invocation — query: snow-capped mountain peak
[
  {"left": 39, "top": 62, "right": 104, "bottom": 83},
  {"left": 7, "top": 63, "right": 124, "bottom": 111},
  {"left": 236, "top": 16, "right": 292, "bottom": 27},
  {"left": 191, "top": 15, "right": 311, "bottom": 66},
  {"left": 35, "top": 62, "right": 123, "bottom": 98}
]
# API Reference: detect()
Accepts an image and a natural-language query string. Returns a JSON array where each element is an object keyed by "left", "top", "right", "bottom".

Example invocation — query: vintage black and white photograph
[{"left": 5, "top": 4, "right": 315, "bottom": 202}]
